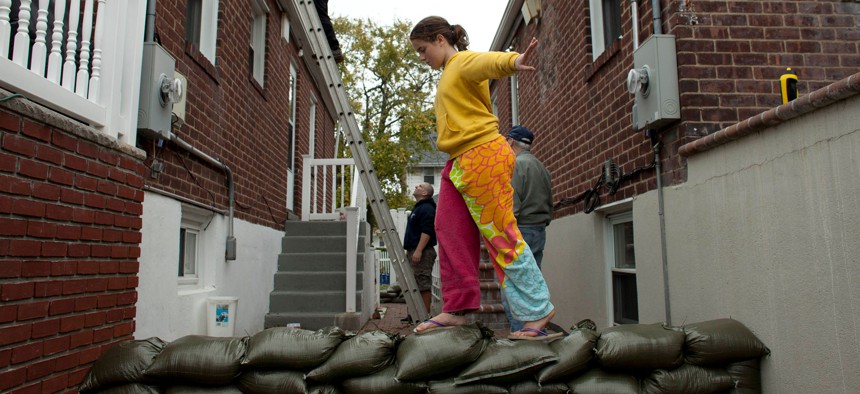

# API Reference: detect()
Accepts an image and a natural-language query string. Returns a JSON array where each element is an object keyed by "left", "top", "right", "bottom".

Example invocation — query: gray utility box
[
  {"left": 631, "top": 35, "right": 680, "bottom": 131},
  {"left": 138, "top": 42, "right": 176, "bottom": 140}
]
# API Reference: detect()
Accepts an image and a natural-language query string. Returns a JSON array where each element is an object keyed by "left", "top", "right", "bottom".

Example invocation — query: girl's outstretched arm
[{"left": 514, "top": 37, "right": 539, "bottom": 71}]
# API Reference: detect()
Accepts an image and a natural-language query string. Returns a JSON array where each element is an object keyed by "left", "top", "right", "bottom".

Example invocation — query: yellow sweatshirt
[{"left": 435, "top": 50, "right": 520, "bottom": 158}]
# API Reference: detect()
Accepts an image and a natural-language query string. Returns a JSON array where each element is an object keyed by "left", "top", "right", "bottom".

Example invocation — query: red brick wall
[
  {"left": 0, "top": 105, "right": 146, "bottom": 393},
  {"left": 144, "top": 0, "right": 336, "bottom": 227},
  {"left": 492, "top": 0, "right": 859, "bottom": 217}
]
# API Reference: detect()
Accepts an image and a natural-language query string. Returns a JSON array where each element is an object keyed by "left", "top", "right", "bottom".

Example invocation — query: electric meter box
[
  {"left": 138, "top": 42, "right": 176, "bottom": 139},
  {"left": 631, "top": 35, "right": 680, "bottom": 131}
]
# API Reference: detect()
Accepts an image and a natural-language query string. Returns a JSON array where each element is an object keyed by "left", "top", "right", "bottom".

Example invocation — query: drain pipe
[
  {"left": 649, "top": 131, "right": 671, "bottom": 324},
  {"left": 651, "top": 0, "right": 663, "bottom": 35},
  {"left": 168, "top": 132, "right": 237, "bottom": 260},
  {"left": 631, "top": 0, "right": 639, "bottom": 49},
  {"left": 144, "top": 0, "right": 156, "bottom": 42}
]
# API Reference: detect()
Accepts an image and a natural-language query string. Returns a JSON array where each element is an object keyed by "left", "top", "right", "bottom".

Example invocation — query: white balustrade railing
[
  {"left": 0, "top": 0, "right": 145, "bottom": 145},
  {"left": 301, "top": 155, "right": 365, "bottom": 221}
]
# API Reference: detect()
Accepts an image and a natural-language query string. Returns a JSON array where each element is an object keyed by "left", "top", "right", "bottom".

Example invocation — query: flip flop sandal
[
  {"left": 507, "top": 327, "right": 565, "bottom": 341},
  {"left": 413, "top": 319, "right": 451, "bottom": 334}
]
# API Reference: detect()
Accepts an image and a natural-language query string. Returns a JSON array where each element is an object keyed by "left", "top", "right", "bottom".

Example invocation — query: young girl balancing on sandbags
[{"left": 409, "top": 16, "right": 560, "bottom": 340}]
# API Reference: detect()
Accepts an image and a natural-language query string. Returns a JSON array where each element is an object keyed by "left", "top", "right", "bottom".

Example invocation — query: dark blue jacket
[{"left": 403, "top": 198, "right": 436, "bottom": 249}]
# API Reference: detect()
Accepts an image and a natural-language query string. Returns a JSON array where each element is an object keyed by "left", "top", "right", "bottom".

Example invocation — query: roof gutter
[{"left": 490, "top": 0, "right": 524, "bottom": 51}]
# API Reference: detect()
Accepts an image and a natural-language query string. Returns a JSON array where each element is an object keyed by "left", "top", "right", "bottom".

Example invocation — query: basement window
[
  {"left": 178, "top": 205, "right": 213, "bottom": 288},
  {"left": 606, "top": 212, "right": 638, "bottom": 325}
]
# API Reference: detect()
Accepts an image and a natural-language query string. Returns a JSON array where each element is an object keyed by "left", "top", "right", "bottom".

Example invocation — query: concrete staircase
[{"left": 264, "top": 221, "right": 365, "bottom": 330}]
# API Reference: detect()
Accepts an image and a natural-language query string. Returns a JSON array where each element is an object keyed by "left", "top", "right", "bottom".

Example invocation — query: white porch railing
[
  {"left": 0, "top": 0, "right": 145, "bottom": 144},
  {"left": 300, "top": 155, "right": 366, "bottom": 221}
]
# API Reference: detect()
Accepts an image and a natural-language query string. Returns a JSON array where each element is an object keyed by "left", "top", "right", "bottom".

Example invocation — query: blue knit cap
[{"left": 507, "top": 125, "right": 534, "bottom": 144}]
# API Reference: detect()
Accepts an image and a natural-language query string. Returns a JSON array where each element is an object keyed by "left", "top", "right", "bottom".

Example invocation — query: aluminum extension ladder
[{"left": 291, "top": 0, "right": 428, "bottom": 324}]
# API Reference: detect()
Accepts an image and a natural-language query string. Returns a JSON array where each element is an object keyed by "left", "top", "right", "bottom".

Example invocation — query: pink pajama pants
[{"left": 435, "top": 136, "right": 554, "bottom": 322}]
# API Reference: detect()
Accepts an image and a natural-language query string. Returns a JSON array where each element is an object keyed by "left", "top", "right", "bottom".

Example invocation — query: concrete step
[
  {"left": 274, "top": 271, "right": 363, "bottom": 292},
  {"left": 269, "top": 290, "right": 363, "bottom": 314},
  {"left": 277, "top": 252, "right": 365, "bottom": 272},
  {"left": 284, "top": 220, "right": 367, "bottom": 237},
  {"left": 264, "top": 312, "right": 339, "bottom": 331},
  {"left": 281, "top": 235, "right": 366, "bottom": 254}
]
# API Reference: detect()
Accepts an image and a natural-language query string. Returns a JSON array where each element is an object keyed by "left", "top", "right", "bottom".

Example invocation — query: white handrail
[
  {"left": 344, "top": 206, "right": 359, "bottom": 313},
  {"left": 0, "top": 0, "right": 146, "bottom": 144},
  {"left": 301, "top": 155, "right": 359, "bottom": 221}
]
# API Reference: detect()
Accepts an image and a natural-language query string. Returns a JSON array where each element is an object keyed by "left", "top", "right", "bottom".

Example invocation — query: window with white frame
[
  {"left": 281, "top": 14, "right": 291, "bottom": 42},
  {"left": 589, "top": 0, "right": 622, "bottom": 61},
  {"left": 423, "top": 168, "right": 435, "bottom": 185},
  {"left": 607, "top": 212, "right": 638, "bottom": 324},
  {"left": 286, "top": 63, "right": 298, "bottom": 211},
  {"left": 186, "top": 0, "right": 220, "bottom": 63},
  {"left": 178, "top": 205, "right": 213, "bottom": 287},
  {"left": 250, "top": 0, "right": 269, "bottom": 86},
  {"left": 510, "top": 74, "right": 520, "bottom": 126}
]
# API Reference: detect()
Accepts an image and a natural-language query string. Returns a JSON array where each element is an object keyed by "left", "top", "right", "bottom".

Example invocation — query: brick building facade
[
  {"left": 491, "top": 0, "right": 859, "bottom": 217},
  {"left": 1, "top": 97, "right": 146, "bottom": 393}
]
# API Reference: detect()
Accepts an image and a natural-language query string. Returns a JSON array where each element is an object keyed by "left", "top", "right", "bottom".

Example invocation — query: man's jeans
[{"left": 503, "top": 224, "right": 547, "bottom": 332}]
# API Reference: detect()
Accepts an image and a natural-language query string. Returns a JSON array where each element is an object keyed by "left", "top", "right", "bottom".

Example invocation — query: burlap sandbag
[
  {"left": 236, "top": 370, "right": 306, "bottom": 394},
  {"left": 641, "top": 363, "right": 735, "bottom": 394},
  {"left": 727, "top": 358, "right": 762, "bottom": 394},
  {"left": 243, "top": 326, "right": 347, "bottom": 370},
  {"left": 79, "top": 337, "right": 167, "bottom": 392},
  {"left": 395, "top": 324, "right": 490, "bottom": 381},
  {"left": 428, "top": 378, "right": 507, "bottom": 394},
  {"left": 307, "top": 384, "right": 343, "bottom": 394},
  {"left": 94, "top": 383, "right": 161, "bottom": 394},
  {"left": 305, "top": 331, "right": 395, "bottom": 382},
  {"left": 683, "top": 318, "right": 770, "bottom": 366},
  {"left": 163, "top": 385, "right": 243, "bottom": 393},
  {"left": 143, "top": 335, "right": 248, "bottom": 386},
  {"left": 536, "top": 328, "right": 598, "bottom": 383},
  {"left": 455, "top": 338, "right": 558, "bottom": 385},
  {"left": 596, "top": 323, "right": 685, "bottom": 371},
  {"left": 340, "top": 364, "right": 427, "bottom": 394},
  {"left": 507, "top": 379, "right": 570, "bottom": 394},
  {"left": 566, "top": 368, "right": 640, "bottom": 394}
]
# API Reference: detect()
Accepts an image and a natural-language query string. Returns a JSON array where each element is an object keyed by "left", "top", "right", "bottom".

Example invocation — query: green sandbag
[
  {"left": 395, "top": 324, "right": 490, "bottom": 381},
  {"left": 243, "top": 326, "right": 347, "bottom": 370},
  {"left": 456, "top": 338, "right": 558, "bottom": 385},
  {"left": 307, "top": 384, "right": 343, "bottom": 394},
  {"left": 536, "top": 328, "right": 598, "bottom": 383},
  {"left": 236, "top": 370, "right": 306, "bottom": 394},
  {"left": 727, "top": 358, "right": 762, "bottom": 394},
  {"left": 507, "top": 379, "right": 570, "bottom": 394},
  {"left": 305, "top": 331, "right": 395, "bottom": 382},
  {"left": 79, "top": 337, "right": 167, "bottom": 392},
  {"left": 641, "top": 364, "right": 735, "bottom": 394},
  {"left": 341, "top": 364, "right": 427, "bottom": 394},
  {"left": 143, "top": 335, "right": 248, "bottom": 386},
  {"left": 683, "top": 319, "right": 770, "bottom": 366},
  {"left": 163, "top": 385, "right": 243, "bottom": 393},
  {"left": 428, "top": 378, "right": 507, "bottom": 394},
  {"left": 596, "top": 323, "right": 685, "bottom": 371},
  {"left": 566, "top": 368, "right": 639, "bottom": 394},
  {"left": 94, "top": 383, "right": 161, "bottom": 394}
]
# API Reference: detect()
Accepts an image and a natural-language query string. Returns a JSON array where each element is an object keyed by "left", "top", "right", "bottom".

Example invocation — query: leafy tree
[{"left": 333, "top": 16, "right": 437, "bottom": 209}]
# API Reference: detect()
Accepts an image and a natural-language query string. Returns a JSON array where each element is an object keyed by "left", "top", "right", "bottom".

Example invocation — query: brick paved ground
[{"left": 358, "top": 302, "right": 512, "bottom": 338}]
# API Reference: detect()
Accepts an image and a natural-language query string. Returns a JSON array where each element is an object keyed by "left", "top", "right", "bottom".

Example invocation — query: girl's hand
[{"left": 514, "top": 37, "right": 539, "bottom": 71}]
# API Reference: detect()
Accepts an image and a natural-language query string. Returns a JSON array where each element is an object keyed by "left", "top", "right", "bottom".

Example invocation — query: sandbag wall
[{"left": 79, "top": 318, "right": 769, "bottom": 394}]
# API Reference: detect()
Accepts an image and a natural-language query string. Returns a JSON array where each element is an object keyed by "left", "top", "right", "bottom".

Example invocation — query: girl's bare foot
[{"left": 413, "top": 312, "right": 468, "bottom": 334}]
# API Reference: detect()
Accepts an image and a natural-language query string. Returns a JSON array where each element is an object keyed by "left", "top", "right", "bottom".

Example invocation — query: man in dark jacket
[{"left": 403, "top": 182, "right": 437, "bottom": 313}]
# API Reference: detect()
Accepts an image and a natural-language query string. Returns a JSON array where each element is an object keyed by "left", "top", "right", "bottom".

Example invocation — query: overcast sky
[{"left": 327, "top": 0, "right": 510, "bottom": 52}]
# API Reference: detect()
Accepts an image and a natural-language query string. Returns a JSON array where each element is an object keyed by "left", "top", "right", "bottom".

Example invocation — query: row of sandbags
[{"left": 80, "top": 318, "right": 770, "bottom": 394}]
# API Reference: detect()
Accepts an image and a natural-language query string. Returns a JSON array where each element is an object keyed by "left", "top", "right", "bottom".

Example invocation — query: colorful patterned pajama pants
[{"left": 436, "top": 136, "right": 554, "bottom": 322}]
